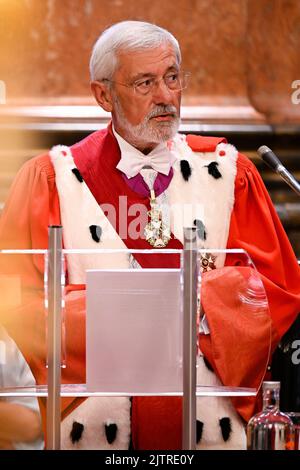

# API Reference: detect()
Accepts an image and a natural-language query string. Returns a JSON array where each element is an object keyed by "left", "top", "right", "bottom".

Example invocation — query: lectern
[{"left": 0, "top": 226, "right": 271, "bottom": 450}]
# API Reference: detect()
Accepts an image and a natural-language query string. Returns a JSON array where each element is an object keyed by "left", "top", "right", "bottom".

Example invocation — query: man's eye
[
  {"left": 136, "top": 79, "right": 153, "bottom": 89},
  {"left": 165, "top": 73, "right": 179, "bottom": 83}
]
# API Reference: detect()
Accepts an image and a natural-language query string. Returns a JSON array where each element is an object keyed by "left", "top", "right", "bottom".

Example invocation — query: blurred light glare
[{"left": 0, "top": 81, "right": 6, "bottom": 104}]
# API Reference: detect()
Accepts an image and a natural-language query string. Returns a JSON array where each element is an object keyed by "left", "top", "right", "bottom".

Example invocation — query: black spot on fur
[
  {"left": 70, "top": 421, "right": 84, "bottom": 443},
  {"left": 196, "top": 420, "right": 204, "bottom": 444},
  {"left": 71, "top": 168, "right": 83, "bottom": 183},
  {"left": 205, "top": 161, "right": 222, "bottom": 179},
  {"left": 203, "top": 356, "right": 214, "bottom": 372},
  {"left": 105, "top": 423, "right": 118, "bottom": 444},
  {"left": 89, "top": 225, "right": 102, "bottom": 243},
  {"left": 219, "top": 417, "right": 232, "bottom": 442},
  {"left": 193, "top": 219, "right": 207, "bottom": 241},
  {"left": 180, "top": 160, "right": 192, "bottom": 181}
]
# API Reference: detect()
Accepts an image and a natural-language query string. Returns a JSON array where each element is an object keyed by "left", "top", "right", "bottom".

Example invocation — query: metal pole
[
  {"left": 182, "top": 227, "right": 198, "bottom": 450},
  {"left": 46, "top": 225, "right": 62, "bottom": 450}
]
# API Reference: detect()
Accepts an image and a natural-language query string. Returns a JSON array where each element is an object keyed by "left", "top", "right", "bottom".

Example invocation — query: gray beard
[{"left": 112, "top": 95, "right": 180, "bottom": 149}]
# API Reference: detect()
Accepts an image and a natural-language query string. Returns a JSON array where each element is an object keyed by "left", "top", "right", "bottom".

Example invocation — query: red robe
[{"left": 0, "top": 126, "right": 299, "bottom": 449}]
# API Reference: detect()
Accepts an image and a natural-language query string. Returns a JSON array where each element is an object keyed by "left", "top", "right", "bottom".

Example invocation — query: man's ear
[{"left": 90, "top": 81, "right": 113, "bottom": 112}]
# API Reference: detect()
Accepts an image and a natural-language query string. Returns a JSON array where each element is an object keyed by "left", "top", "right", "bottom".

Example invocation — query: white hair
[{"left": 89, "top": 21, "right": 181, "bottom": 81}]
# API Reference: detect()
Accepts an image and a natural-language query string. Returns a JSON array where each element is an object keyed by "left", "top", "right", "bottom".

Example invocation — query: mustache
[{"left": 147, "top": 105, "right": 178, "bottom": 119}]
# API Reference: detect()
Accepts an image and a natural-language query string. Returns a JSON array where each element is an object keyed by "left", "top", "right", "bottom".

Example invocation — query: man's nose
[{"left": 151, "top": 79, "right": 174, "bottom": 104}]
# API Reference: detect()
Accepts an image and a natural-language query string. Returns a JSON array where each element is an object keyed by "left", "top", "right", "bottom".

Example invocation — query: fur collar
[{"left": 50, "top": 134, "right": 237, "bottom": 283}]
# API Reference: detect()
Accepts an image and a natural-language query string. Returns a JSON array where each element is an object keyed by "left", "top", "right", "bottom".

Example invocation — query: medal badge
[
  {"left": 199, "top": 252, "right": 217, "bottom": 272},
  {"left": 144, "top": 189, "right": 171, "bottom": 248}
]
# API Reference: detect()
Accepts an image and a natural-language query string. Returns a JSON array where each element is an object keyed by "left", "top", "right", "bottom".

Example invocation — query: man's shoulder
[
  {"left": 185, "top": 134, "right": 227, "bottom": 152},
  {"left": 71, "top": 127, "right": 109, "bottom": 153},
  {"left": 24, "top": 128, "right": 109, "bottom": 177},
  {"left": 186, "top": 133, "right": 255, "bottom": 168},
  {"left": 185, "top": 133, "right": 259, "bottom": 184},
  {"left": 236, "top": 151, "right": 259, "bottom": 180},
  {"left": 22, "top": 152, "right": 55, "bottom": 179}
]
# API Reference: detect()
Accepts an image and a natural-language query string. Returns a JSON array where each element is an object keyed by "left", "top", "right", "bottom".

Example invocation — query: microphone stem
[{"left": 277, "top": 165, "right": 300, "bottom": 197}]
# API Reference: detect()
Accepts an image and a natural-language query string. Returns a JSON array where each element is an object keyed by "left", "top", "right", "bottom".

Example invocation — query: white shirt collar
[{"left": 113, "top": 125, "right": 177, "bottom": 178}]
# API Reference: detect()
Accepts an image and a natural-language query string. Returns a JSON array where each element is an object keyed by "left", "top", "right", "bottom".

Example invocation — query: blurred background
[{"left": 0, "top": 0, "right": 300, "bottom": 254}]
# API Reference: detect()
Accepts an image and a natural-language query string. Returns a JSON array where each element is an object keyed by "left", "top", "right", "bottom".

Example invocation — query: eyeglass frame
[{"left": 101, "top": 70, "right": 191, "bottom": 96}]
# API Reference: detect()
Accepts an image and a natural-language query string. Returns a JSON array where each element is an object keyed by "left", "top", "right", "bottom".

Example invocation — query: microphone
[{"left": 257, "top": 145, "right": 300, "bottom": 197}]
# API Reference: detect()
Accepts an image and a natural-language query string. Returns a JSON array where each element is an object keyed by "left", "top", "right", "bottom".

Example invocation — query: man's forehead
[{"left": 116, "top": 44, "right": 179, "bottom": 78}]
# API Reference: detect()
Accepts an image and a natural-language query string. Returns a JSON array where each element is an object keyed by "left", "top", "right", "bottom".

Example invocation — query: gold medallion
[{"left": 144, "top": 190, "right": 171, "bottom": 248}]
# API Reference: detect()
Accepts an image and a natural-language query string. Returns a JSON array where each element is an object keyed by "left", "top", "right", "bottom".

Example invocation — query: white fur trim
[
  {"left": 50, "top": 138, "right": 237, "bottom": 277},
  {"left": 50, "top": 138, "right": 240, "bottom": 450},
  {"left": 166, "top": 136, "right": 238, "bottom": 267},
  {"left": 196, "top": 356, "right": 246, "bottom": 450},
  {"left": 50, "top": 145, "right": 130, "bottom": 284},
  {"left": 61, "top": 397, "right": 131, "bottom": 450}
]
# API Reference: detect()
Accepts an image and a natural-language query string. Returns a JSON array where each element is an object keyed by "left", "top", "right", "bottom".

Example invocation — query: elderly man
[{"left": 0, "top": 21, "right": 300, "bottom": 450}]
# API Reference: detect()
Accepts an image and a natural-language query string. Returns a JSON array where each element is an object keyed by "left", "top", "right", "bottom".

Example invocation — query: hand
[{"left": 0, "top": 402, "right": 42, "bottom": 444}]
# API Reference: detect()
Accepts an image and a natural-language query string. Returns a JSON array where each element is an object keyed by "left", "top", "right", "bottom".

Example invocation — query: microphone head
[
  {"left": 257, "top": 145, "right": 281, "bottom": 170},
  {"left": 257, "top": 145, "right": 272, "bottom": 158}
]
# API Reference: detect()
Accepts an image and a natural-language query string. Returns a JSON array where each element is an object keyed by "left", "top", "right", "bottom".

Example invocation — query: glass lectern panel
[
  {"left": 0, "top": 250, "right": 47, "bottom": 389},
  {"left": 0, "top": 250, "right": 46, "bottom": 449},
  {"left": 0, "top": 246, "right": 272, "bottom": 451},
  {"left": 197, "top": 249, "right": 272, "bottom": 403},
  {"left": 0, "top": 248, "right": 271, "bottom": 398},
  {"left": 65, "top": 248, "right": 270, "bottom": 395},
  {"left": 62, "top": 249, "right": 183, "bottom": 393}
]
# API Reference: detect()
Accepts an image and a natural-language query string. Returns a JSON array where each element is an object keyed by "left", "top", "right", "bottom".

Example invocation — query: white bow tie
[{"left": 116, "top": 144, "right": 177, "bottom": 178}]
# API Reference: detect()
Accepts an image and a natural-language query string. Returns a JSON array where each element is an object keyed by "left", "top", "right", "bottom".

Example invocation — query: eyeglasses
[{"left": 103, "top": 71, "right": 191, "bottom": 96}]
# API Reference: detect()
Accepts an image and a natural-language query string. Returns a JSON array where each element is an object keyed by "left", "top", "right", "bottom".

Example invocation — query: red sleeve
[
  {"left": 0, "top": 157, "right": 85, "bottom": 404},
  {"left": 0, "top": 154, "right": 60, "bottom": 247},
  {"left": 0, "top": 154, "right": 60, "bottom": 273},
  {"left": 0, "top": 155, "right": 61, "bottom": 379},
  {"left": 227, "top": 153, "right": 300, "bottom": 340}
]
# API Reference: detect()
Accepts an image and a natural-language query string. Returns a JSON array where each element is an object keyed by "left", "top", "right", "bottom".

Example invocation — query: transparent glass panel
[
  {"left": 0, "top": 247, "right": 270, "bottom": 399},
  {"left": 0, "top": 250, "right": 47, "bottom": 449},
  {"left": 0, "top": 250, "right": 47, "bottom": 387},
  {"left": 197, "top": 249, "right": 272, "bottom": 398},
  {"left": 61, "top": 248, "right": 184, "bottom": 395}
]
